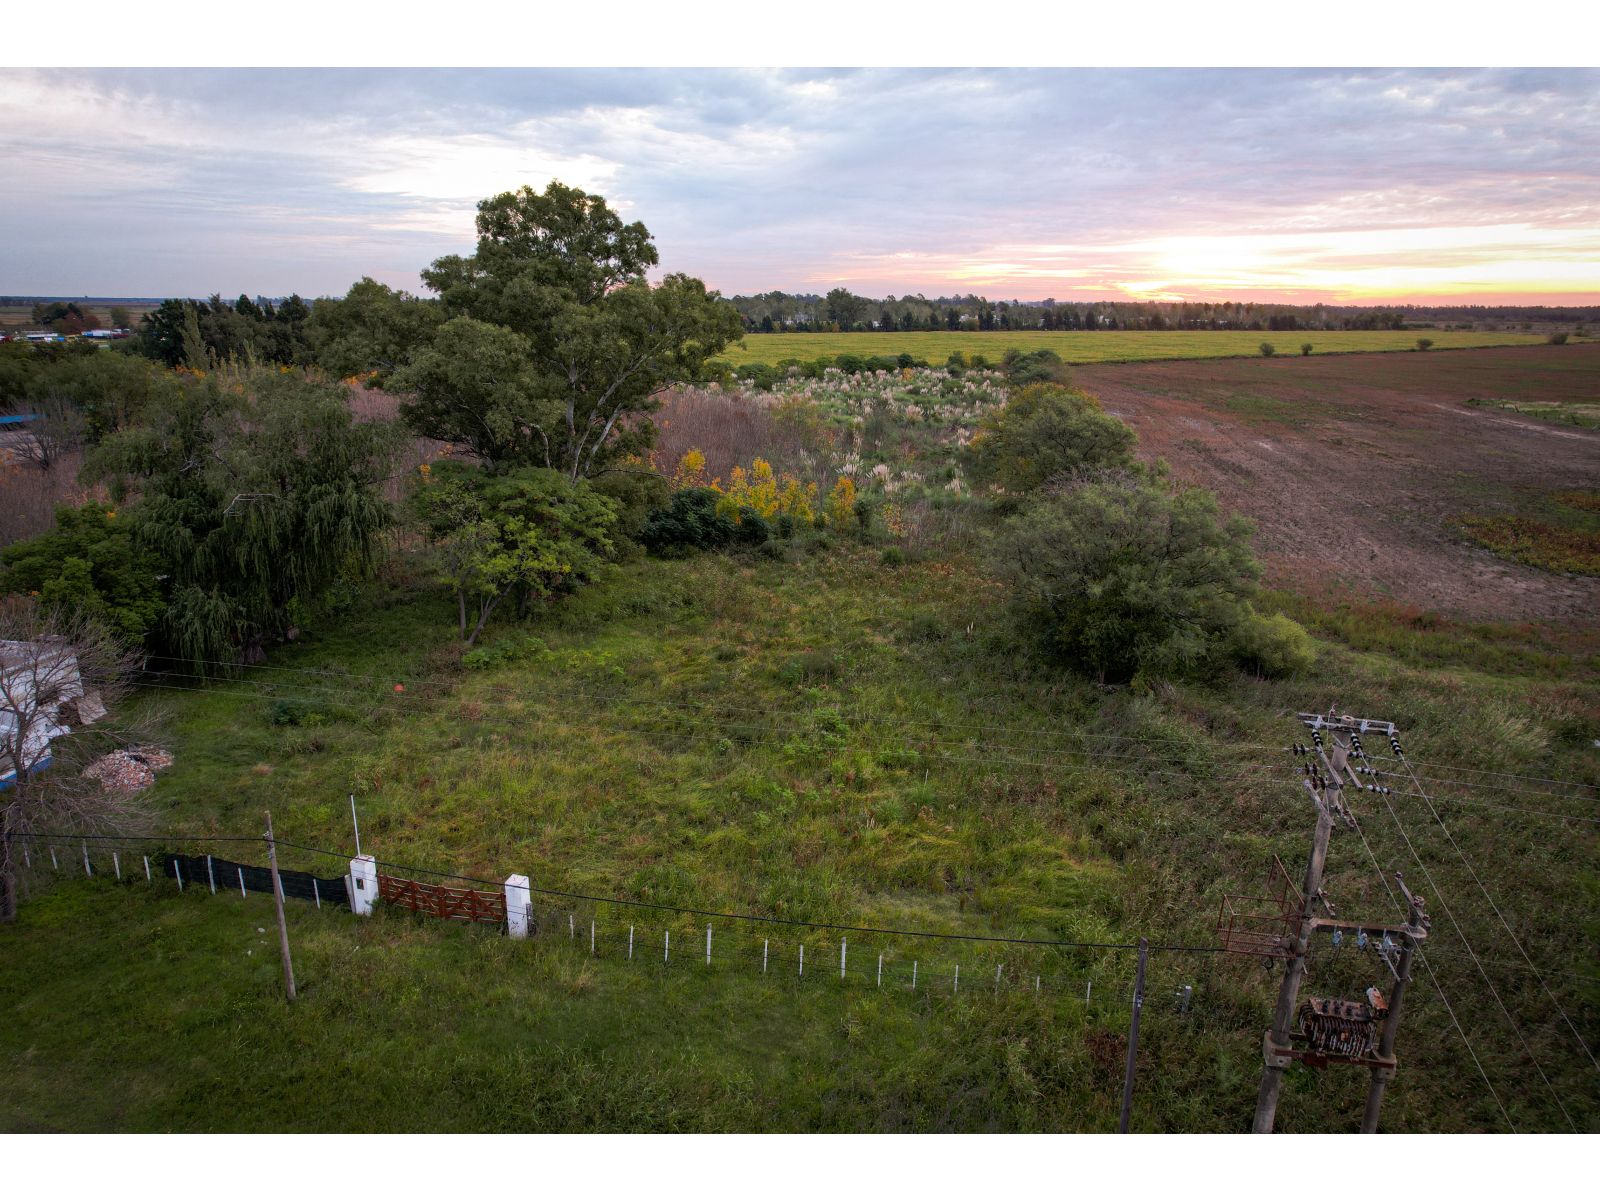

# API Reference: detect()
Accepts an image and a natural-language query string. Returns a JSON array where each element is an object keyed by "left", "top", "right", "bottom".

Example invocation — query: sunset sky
[{"left": 2, "top": 67, "right": 1597, "bottom": 304}]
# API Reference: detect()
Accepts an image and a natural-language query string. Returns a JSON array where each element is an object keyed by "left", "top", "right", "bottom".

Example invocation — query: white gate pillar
[
  {"left": 505, "top": 874, "right": 531, "bottom": 939},
  {"left": 349, "top": 854, "right": 378, "bottom": 915}
]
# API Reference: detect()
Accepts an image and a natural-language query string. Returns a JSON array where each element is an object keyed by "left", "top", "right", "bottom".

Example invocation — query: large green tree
[
  {"left": 408, "top": 181, "right": 744, "bottom": 480},
  {"left": 85, "top": 368, "right": 402, "bottom": 668},
  {"left": 306, "top": 277, "right": 443, "bottom": 384}
]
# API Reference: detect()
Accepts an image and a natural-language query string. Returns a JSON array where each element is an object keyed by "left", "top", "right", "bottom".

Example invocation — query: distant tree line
[{"left": 727, "top": 292, "right": 1600, "bottom": 334}]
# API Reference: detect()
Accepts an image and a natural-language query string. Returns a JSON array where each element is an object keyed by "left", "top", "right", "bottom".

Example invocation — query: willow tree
[
  {"left": 85, "top": 368, "right": 403, "bottom": 669},
  {"left": 402, "top": 181, "right": 746, "bottom": 480}
]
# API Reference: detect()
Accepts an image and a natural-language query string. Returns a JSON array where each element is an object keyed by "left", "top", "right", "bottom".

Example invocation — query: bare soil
[{"left": 1075, "top": 344, "right": 1600, "bottom": 621}]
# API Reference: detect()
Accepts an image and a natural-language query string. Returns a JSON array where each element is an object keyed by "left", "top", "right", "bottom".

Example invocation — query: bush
[
  {"left": 1259, "top": 342, "right": 1276, "bottom": 358},
  {"left": 639, "top": 487, "right": 737, "bottom": 555},
  {"left": 1416, "top": 337, "right": 1434, "bottom": 351},
  {"left": 1001, "top": 348, "right": 1070, "bottom": 387},
  {"left": 1231, "top": 610, "right": 1317, "bottom": 677},
  {"left": 880, "top": 546, "right": 906, "bottom": 567},
  {"left": 1300, "top": 343, "right": 1313, "bottom": 357},
  {"left": 987, "top": 473, "right": 1263, "bottom": 683},
  {"left": 1548, "top": 332, "right": 1570, "bottom": 345},
  {"left": 968, "top": 384, "right": 1136, "bottom": 497}
]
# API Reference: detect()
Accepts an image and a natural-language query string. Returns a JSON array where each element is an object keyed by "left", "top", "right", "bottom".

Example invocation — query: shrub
[
  {"left": 1416, "top": 337, "right": 1434, "bottom": 351},
  {"left": 1300, "top": 343, "right": 1313, "bottom": 357},
  {"left": 880, "top": 546, "right": 906, "bottom": 567},
  {"left": 968, "top": 384, "right": 1136, "bottom": 497},
  {"left": 987, "top": 473, "right": 1265, "bottom": 683},
  {"left": 1231, "top": 610, "right": 1317, "bottom": 677},
  {"left": 1547, "top": 332, "right": 1569, "bottom": 345},
  {"left": 0, "top": 502, "right": 166, "bottom": 645},
  {"left": 1001, "top": 348, "right": 1070, "bottom": 387},
  {"left": 639, "top": 487, "right": 736, "bottom": 554},
  {"left": 1259, "top": 342, "right": 1276, "bottom": 358}
]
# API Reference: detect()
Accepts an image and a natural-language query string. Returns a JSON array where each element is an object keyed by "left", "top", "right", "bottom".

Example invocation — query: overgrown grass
[
  {"left": 718, "top": 331, "right": 1545, "bottom": 368},
  {"left": 4, "top": 544, "right": 1597, "bottom": 1131}
]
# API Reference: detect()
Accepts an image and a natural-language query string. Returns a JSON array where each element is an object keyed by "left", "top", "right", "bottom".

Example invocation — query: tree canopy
[
  {"left": 409, "top": 460, "right": 618, "bottom": 644},
  {"left": 84, "top": 368, "right": 401, "bottom": 668},
  {"left": 359, "top": 181, "right": 743, "bottom": 479}
]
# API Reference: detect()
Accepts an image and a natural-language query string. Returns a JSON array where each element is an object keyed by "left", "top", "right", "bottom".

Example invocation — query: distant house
[{"left": 0, "top": 639, "right": 105, "bottom": 791}]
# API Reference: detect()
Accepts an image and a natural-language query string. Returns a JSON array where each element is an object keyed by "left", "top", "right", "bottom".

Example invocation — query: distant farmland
[{"left": 717, "top": 329, "right": 1547, "bottom": 367}]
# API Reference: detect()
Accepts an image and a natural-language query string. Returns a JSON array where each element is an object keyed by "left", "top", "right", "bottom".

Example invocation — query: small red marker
[{"left": 394, "top": 683, "right": 405, "bottom": 694}]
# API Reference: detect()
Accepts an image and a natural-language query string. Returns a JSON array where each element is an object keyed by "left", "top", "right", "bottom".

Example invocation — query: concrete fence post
[
  {"left": 349, "top": 854, "right": 377, "bottom": 916},
  {"left": 505, "top": 874, "right": 531, "bottom": 939}
]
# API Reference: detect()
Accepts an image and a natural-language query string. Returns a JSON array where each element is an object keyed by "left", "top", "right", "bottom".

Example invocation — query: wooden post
[
  {"left": 1254, "top": 795, "right": 1334, "bottom": 1134},
  {"left": 1362, "top": 881, "right": 1424, "bottom": 1133},
  {"left": 264, "top": 811, "right": 297, "bottom": 1003},
  {"left": 1119, "top": 938, "right": 1149, "bottom": 1133}
]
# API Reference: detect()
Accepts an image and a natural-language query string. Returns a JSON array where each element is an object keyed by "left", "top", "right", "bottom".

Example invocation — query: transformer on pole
[{"left": 1219, "top": 710, "right": 1430, "bottom": 1133}]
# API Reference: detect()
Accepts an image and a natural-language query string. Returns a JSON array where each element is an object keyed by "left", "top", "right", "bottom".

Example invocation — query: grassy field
[
  {"left": 3, "top": 544, "right": 1596, "bottom": 1132},
  {"left": 717, "top": 330, "right": 1547, "bottom": 368}
]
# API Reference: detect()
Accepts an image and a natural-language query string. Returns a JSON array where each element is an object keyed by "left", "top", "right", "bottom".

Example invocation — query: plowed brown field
[{"left": 1075, "top": 344, "right": 1600, "bottom": 621}]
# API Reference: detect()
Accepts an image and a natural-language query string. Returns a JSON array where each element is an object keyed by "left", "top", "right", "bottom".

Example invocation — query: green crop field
[{"left": 716, "top": 329, "right": 1545, "bottom": 367}]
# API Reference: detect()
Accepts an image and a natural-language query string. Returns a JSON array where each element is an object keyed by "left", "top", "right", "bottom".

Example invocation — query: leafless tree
[
  {"left": 3, "top": 393, "right": 86, "bottom": 471},
  {"left": 0, "top": 596, "right": 158, "bottom": 922}
]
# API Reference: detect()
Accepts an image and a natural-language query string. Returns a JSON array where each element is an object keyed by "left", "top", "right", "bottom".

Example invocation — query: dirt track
[{"left": 1076, "top": 344, "right": 1600, "bottom": 621}]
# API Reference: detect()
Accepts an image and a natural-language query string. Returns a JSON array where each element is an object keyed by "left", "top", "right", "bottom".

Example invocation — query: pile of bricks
[{"left": 84, "top": 746, "right": 174, "bottom": 791}]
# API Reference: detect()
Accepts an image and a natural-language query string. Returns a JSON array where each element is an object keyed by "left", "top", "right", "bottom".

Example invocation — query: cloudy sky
[{"left": 2, "top": 67, "right": 1598, "bottom": 304}]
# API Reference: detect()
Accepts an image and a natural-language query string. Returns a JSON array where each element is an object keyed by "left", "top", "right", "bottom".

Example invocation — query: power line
[
  {"left": 1370, "top": 784, "right": 1578, "bottom": 1131},
  {"left": 1393, "top": 754, "right": 1598, "bottom": 1072},
  {"left": 1343, "top": 801, "right": 1517, "bottom": 1132}
]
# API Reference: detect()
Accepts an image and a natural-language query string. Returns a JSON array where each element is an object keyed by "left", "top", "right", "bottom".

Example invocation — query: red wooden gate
[{"left": 378, "top": 873, "right": 506, "bottom": 925}]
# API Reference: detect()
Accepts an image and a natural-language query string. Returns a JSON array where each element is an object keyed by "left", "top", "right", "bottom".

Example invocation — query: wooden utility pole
[
  {"left": 264, "top": 810, "right": 297, "bottom": 1003},
  {"left": 1118, "top": 938, "right": 1149, "bottom": 1133},
  {"left": 1231, "top": 712, "right": 1429, "bottom": 1134},
  {"left": 1253, "top": 791, "right": 1333, "bottom": 1133},
  {"left": 1361, "top": 876, "right": 1425, "bottom": 1132}
]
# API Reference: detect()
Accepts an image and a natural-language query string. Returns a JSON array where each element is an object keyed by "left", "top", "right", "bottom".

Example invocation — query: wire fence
[{"left": 11, "top": 828, "right": 1226, "bottom": 1017}]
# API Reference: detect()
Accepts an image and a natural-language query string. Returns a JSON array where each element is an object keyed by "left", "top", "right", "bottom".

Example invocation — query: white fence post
[
  {"left": 82, "top": 842, "right": 91, "bottom": 876},
  {"left": 877, "top": 954, "right": 883, "bottom": 987},
  {"left": 664, "top": 929, "right": 670, "bottom": 963},
  {"left": 349, "top": 854, "right": 377, "bottom": 915},
  {"left": 173, "top": 858, "right": 184, "bottom": 891},
  {"left": 206, "top": 854, "right": 216, "bottom": 894},
  {"left": 763, "top": 939, "right": 769, "bottom": 973},
  {"left": 313, "top": 878, "right": 321, "bottom": 909},
  {"left": 628, "top": 925, "right": 634, "bottom": 960},
  {"left": 590, "top": 919, "right": 596, "bottom": 955},
  {"left": 840, "top": 938, "right": 847, "bottom": 980},
  {"left": 505, "top": 875, "right": 531, "bottom": 939},
  {"left": 954, "top": 964, "right": 959, "bottom": 994},
  {"left": 799, "top": 945, "right": 804, "bottom": 977},
  {"left": 706, "top": 924, "right": 712, "bottom": 966},
  {"left": 238, "top": 867, "right": 246, "bottom": 897},
  {"left": 113, "top": 852, "right": 120, "bottom": 880},
  {"left": 143, "top": 855, "right": 151, "bottom": 882},
  {"left": 912, "top": 960, "right": 918, "bottom": 990},
  {"left": 49, "top": 846, "right": 58, "bottom": 870}
]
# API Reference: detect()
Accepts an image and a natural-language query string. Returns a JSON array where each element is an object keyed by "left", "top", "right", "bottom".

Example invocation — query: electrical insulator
[
  {"left": 1331, "top": 929, "right": 1343, "bottom": 949},
  {"left": 1356, "top": 930, "right": 1369, "bottom": 950}
]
